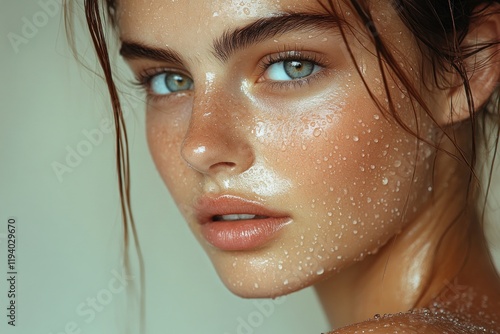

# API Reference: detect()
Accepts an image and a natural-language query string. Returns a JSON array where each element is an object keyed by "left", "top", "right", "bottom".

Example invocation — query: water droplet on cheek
[
  {"left": 243, "top": 7, "right": 250, "bottom": 15},
  {"left": 313, "top": 128, "right": 322, "bottom": 137}
]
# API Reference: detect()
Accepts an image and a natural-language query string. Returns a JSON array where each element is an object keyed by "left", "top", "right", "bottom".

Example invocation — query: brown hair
[{"left": 67, "top": 0, "right": 500, "bottom": 329}]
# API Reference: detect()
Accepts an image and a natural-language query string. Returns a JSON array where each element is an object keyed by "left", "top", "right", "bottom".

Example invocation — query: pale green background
[{"left": 1, "top": 1, "right": 499, "bottom": 334}]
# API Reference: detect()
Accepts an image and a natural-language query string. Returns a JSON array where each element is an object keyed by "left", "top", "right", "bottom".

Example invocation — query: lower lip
[{"left": 200, "top": 218, "right": 291, "bottom": 251}]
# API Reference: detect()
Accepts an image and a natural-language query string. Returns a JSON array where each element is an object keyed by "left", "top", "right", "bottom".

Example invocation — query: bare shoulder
[{"left": 325, "top": 311, "right": 499, "bottom": 334}]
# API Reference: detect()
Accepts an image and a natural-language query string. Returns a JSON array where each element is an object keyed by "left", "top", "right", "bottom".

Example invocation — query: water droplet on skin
[
  {"left": 254, "top": 283, "right": 259, "bottom": 289},
  {"left": 313, "top": 128, "right": 322, "bottom": 137},
  {"left": 394, "top": 160, "right": 402, "bottom": 167},
  {"left": 302, "top": 144, "right": 307, "bottom": 150},
  {"left": 316, "top": 268, "right": 325, "bottom": 275},
  {"left": 243, "top": 7, "right": 250, "bottom": 15},
  {"left": 283, "top": 279, "right": 289, "bottom": 285},
  {"left": 382, "top": 177, "right": 389, "bottom": 185},
  {"left": 353, "top": 136, "right": 359, "bottom": 142}
]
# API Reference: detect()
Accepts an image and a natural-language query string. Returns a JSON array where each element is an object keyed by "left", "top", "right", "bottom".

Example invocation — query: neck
[{"left": 314, "top": 144, "right": 500, "bottom": 329}]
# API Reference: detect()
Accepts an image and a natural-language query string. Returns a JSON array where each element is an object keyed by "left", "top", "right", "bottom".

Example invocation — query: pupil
[{"left": 166, "top": 74, "right": 190, "bottom": 92}]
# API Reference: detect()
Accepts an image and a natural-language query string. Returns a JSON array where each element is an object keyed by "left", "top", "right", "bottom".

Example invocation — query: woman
[{"left": 77, "top": 0, "right": 500, "bottom": 332}]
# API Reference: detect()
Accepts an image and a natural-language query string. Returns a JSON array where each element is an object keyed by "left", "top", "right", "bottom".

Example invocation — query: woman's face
[{"left": 119, "top": 0, "right": 440, "bottom": 297}]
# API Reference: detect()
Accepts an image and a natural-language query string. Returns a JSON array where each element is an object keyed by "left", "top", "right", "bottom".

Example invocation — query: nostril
[{"left": 209, "top": 161, "right": 237, "bottom": 172}]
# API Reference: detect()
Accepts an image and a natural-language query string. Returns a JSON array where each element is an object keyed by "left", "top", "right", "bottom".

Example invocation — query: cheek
[
  {"left": 145, "top": 105, "right": 196, "bottom": 201},
  {"left": 247, "top": 90, "right": 434, "bottom": 282}
]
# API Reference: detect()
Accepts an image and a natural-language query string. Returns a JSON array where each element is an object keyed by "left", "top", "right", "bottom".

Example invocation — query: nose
[{"left": 180, "top": 94, "right": 255, "bottom": 176}]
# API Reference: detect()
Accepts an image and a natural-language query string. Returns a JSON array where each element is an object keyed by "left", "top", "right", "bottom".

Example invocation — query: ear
[{"left": 443, "top": 5, "right": 500, "bottom": 126}]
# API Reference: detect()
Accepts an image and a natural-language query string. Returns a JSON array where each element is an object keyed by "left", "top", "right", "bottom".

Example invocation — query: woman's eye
[
  {"left": 149, "top": 72, "right": 193, "bottom": 95},
  {"left": 264, "top": 60, "right": 322, "bottom": 81}
]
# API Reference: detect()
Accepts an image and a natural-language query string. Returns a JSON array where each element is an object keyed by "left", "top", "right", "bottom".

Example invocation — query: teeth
[
  {"left": 213, "top": 214, "right": 268, "bottom": 222},
  {"left": 221, "top": 214, "right": 256, "bottom": 221}
]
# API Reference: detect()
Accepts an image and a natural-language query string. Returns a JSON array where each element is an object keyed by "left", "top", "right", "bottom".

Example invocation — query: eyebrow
[
  {"left": 120, "top": 13, "right": 340, "bottom": 65},
  {"left": 120, "top": 41, "right": 184, "bottom": 65},
  {"left": 213, "top": 13, "right": 340, "bottom": 62}
]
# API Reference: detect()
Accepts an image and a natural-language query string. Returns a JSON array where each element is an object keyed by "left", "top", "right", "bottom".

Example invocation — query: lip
[{"left": 195, "top": 195, "right": 291, "bottom": 251}]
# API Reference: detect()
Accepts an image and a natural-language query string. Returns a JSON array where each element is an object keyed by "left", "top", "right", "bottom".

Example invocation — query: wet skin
[{"left": 117, "top": 0, "right": 500, "bottom": 331}]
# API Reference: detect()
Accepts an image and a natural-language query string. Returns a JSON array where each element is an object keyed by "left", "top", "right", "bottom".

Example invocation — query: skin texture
[{"left": 116, "top": 0, "right": 500, "bottom": 331}]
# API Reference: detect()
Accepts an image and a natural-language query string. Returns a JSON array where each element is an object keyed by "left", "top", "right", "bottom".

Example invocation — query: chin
[{"left": 207, "top": 250, "right": 338, "bottom": 299}]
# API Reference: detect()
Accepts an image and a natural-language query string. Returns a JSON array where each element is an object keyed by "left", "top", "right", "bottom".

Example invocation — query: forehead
[{"left": 116, "top": 0, "right": 336, "bottom": 44}]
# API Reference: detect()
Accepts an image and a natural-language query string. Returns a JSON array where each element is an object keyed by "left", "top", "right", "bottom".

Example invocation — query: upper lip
[{"left": 195, "top": 194, "right": 289, "bottom": 225}]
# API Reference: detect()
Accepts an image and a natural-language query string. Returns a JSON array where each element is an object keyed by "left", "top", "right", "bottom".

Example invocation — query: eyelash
[{"left": 133, "top": 50, "right": 328, "bottom": 99}]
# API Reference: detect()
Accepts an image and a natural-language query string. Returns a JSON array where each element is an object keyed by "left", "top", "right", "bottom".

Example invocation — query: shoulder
[{"left": 324, "top": 311, "right": 497, "bottom": 334}]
